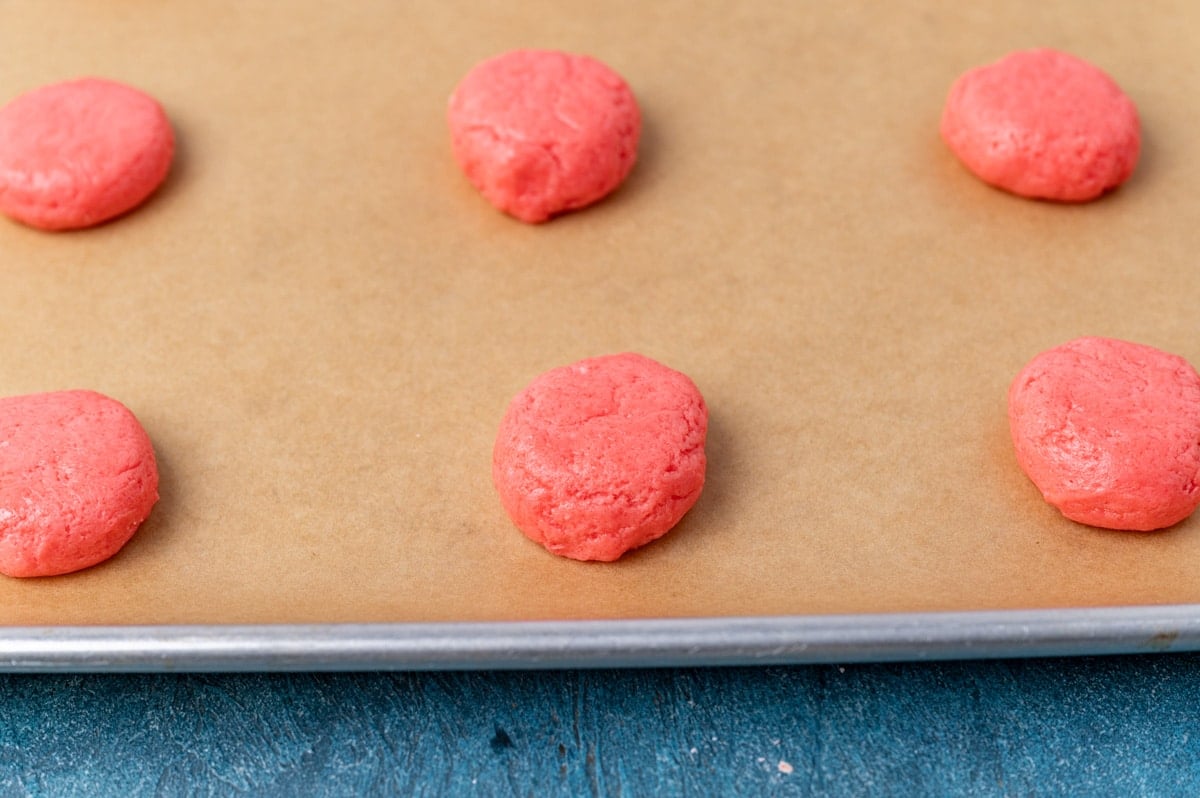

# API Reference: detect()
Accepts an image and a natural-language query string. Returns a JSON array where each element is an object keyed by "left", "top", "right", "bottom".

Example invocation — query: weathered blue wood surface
[{"left": 1, "top": 655, "right": 1198, "bottom": 796}]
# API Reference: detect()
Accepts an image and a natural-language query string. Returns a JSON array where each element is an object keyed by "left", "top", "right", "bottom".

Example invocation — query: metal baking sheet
[
  {"left": 2, "top": 606, "right": 1199, "bottom": 672},
  {"left": 3, "top": 2, "right": 1200, "bottom": 670}
]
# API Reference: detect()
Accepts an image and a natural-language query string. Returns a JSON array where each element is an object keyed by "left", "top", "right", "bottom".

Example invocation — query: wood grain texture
[{"left": 0, "top": 657, "right": 1198, "bottom": 796}]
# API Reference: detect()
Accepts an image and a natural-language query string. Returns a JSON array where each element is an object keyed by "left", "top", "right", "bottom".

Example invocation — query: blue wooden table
[{"left": 3, "top": 654, "right": 1197, "bottom": 796}]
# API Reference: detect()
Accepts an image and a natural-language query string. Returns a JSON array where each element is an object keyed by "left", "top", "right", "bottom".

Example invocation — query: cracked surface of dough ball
[
  {"left": 493, "top": 353, "right": 707, "bottom": 561},
  {"left": 1008, "top": 337, "right": 1200, "bottom": 531},
  {"left": 448, "top": 49, "right": 640, "bottom": 223},
  {"left": 0, "top": 390, "right": 159, "bottom": 577},
  {"left": 941, "top": 49, "right": 1140, "bottom": 201},
  {"left": 0, "top": 77, "right": 174, "bottom": 230}
]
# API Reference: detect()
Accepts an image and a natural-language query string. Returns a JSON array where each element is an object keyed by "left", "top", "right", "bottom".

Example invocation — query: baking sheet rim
[{"left": 1, "top": 605, "right": 1197, "bottom": 672}]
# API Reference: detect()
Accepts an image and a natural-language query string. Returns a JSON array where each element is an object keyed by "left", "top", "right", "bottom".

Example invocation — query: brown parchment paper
[{"left": 1, "top": 1, "right": 1199, "bottom": 626}]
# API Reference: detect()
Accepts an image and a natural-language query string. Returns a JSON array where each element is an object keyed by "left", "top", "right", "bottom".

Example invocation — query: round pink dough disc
[
  {"left": 1008, "top": 337, "right": 1200, "bottom": 531},
  {"left": 447, "top": 49, "right": 641, "bottom": 223},
  {"left": 0, "top": 77, "right": 175, "bottom": 230},
  {"left": 0, "top": 390, "right": 159, "bottom": 577},
  {"left": 492, "top": 353, "right": 707, "bottom": 561},
  {"left": 940, "top": 49, "right": 1140, "bottom": 201}
]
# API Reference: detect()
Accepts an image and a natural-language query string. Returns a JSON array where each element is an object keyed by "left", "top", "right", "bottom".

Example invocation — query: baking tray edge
[{"left": 1, "top": 605, "right": 1198, "bottom": 672}]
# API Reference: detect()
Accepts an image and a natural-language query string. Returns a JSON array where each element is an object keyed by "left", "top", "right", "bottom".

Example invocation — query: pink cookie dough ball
[
  {"left": 1008, "top": 337, "right": 1200, "bottom": 531},
  {"left": 493, "top": 353, "right": 707, "bottom": 561},
  {"left": 0, "top": 77, "right": 175, "bottom": 230},
  {"left": 940, "top": 49, "right": 1140, "bottom": 201},
  {"left": 0, "top": 390, "right": 159, "bottom": 577},
  {"left": 448, "top": 49, "right": 641, "bottom": 223}
]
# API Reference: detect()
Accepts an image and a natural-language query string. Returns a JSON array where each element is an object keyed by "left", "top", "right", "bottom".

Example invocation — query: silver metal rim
[{"left": 1, "top": 604, "right": 1197, "bottom": 672}]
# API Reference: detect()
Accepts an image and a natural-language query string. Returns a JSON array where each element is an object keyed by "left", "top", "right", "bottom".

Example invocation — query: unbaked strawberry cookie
[
  {"left": 0, "top": 78, "right": 174, "bottom": 230},
  {"left": 493, "top": 353, "right": 707, "bottom": 561},
  {"left": 448, "top": 49, "right": 640, "bottom": 222},
  {"left": 0, "top": 390, "right": 159, "bottom": 577},
  {"left": 941, "top": 49, "right": 1140, "bottom": 201},
  {"left": 1008, "top": 337, "right": 1200, "bottom": 531}
]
